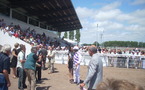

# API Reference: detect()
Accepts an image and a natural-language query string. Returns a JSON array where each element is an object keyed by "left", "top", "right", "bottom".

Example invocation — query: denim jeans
[
  {"left": 17, "top": 67, "right": 26, "bottom": 89},
  {"left": 0, "top": 74, "right": 8, "bottom": 90}
]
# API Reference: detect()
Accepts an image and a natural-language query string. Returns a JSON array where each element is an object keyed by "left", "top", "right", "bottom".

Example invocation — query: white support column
[
  {"left": 38, "top": 22, "right": 40, "bottom": 27},
  {"left": 27, "top": 17, "right": 29, "bottom": 24},
  {"left": 10, "top": 8, "right": 12, "bottom": 19}
]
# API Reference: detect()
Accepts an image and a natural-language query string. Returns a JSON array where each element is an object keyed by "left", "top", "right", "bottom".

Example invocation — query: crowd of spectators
[
  {"left": 0, "top": 18, "right": 72, "bottom": 50},
  {"left": 1, "top": 18, "right": 145, "bottom": 90},
  {"left": 81, "top": 46, "right": 145, "bottom": 56}
]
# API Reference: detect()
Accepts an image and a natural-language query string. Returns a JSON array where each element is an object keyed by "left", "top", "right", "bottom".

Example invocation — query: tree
[
  {"left": 75, "top": 29, "right": 81, "bottom": 43},
  {"left": 103, "top": 41, "right": 145, "bottom": 48},
  {"left": 64, "top": 31, "right": 68, "bottom": 39},
  {"left": 93, "top": 41, "right": 99, "bottom": 46},
  {"left": 57, "top": 32, "right": 61, "bottom": 38},
  {"left": 69, "top": 30, "right": 74, "bottom": 40}
]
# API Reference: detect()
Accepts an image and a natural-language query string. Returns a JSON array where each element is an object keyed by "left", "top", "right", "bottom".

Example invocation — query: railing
[{"left": 53, "top": 51, "right": 145, "bottom": 69}]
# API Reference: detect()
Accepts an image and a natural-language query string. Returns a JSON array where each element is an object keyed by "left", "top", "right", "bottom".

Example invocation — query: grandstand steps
[{"left": 0, "top": 29, "right": 31, "bottom": 56}]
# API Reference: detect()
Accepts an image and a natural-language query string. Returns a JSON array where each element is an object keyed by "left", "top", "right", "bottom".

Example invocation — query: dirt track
[{"left": 9, "top": 64, "right": 145, "bottom": 90}]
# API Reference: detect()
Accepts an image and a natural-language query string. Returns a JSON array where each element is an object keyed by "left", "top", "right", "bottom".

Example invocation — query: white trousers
[{"left": 73, "top": 65, "right": 80, "bottom": 84}]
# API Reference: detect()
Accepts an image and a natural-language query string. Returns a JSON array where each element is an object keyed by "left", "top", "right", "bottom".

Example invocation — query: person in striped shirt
[{"left": 73, "top": 46, "right": 82, "bottom": 85}]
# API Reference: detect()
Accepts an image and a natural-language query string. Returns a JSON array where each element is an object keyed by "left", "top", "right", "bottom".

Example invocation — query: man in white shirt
[
  {"left": 17, "top": 44, "right": 27, "bottom": 89},
  {"left": 47, "top": 46, "right": 55, "bottom": 73}
]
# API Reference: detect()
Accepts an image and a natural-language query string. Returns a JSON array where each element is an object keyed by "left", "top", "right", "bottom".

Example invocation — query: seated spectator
[
  {"left": 8, "top": 27, "right": 15, "bottom": 36},
  {"left": 14, "top": 31, "right": 19, "bottom": 38}
]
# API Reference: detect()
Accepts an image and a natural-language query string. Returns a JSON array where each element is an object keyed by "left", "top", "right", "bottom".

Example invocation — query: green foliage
[
  {"left": 64, "top": 31, "right": 68, "bottom": 38},
  {"left": 57, "top": 32, "right": 61, "bottom": 38},
  {"left": 93, "top": 41, "right": 99, "bottom": 46},
  {"left": 82, "top": 41, "right": 99, "bottom": 46},
  {"left": 82, "top": 43, "right": 92, "bottom": 46},
  {"left": 75, "top": 29, "right": 80, "bottom": 43},
  {"left": 103, "top": 41, "right": 145, "bottom": 48},
  {"left": 69, "top": 30, "right": 74, "bottom": 40}
]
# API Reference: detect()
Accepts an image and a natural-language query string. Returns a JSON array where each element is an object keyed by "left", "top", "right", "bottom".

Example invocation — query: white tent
[{"left": 64, "top": 38, "right": 77, "bottom": 45}]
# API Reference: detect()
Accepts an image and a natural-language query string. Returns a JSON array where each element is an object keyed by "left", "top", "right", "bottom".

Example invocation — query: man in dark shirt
[
  {"left": 24, "top": 47, "right": 42, "bottom": 90},
  {"left": 39, "top": 46, "right": 47, "bottom": 70},
  {"left": 0, "top": 44, "right": 11, "bottom": 90}
]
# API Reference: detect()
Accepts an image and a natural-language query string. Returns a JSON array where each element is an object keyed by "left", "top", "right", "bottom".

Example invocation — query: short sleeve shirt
[{"left": 0, "top": 53, "right": 10, "bottom": 73}]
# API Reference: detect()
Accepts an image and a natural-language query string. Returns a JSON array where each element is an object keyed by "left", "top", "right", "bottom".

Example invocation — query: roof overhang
[{"left": 3, "top": 0, "right": 82, "bottom": 32}]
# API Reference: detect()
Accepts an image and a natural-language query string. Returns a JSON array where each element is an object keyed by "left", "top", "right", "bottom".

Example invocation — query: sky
[{"left": 70, "top": 0, "right": 145, "bottom": 44}]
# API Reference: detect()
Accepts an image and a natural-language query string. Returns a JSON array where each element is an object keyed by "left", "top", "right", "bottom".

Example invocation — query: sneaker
[
  {"left": 76, "top": 83, "right": 80, "bottom": 85},
  {"left": 69, "top": 79, "right": 73, "bottom": 83},
  {"left": 71, "top": 82, "right": 77, "bottom": 84}
]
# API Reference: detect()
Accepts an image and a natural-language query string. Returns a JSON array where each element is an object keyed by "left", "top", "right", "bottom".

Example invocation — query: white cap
[{"left": 73, "top": 46, "right": 79, "bottom": 50}]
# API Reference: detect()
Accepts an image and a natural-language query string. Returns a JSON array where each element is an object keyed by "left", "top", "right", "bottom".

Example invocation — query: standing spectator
[
  {"left": 67, "top": 47, "right": 74, "bottom": 83},
  {"left": 11, "top": 43, "right": 19, "bottom": 78},
  {"left": 17, "top": 44, "right": 27, "bottom": 89},
  {"left": 24, "top": 47, "right": 42, "bottom": 90},
  {"left": 39, "top": 45, "right": 47, "bottom": 70},
  {"left": 73, "top": 46, "right": 82, "bottom": 85},
  {"left": 35, "top": 53, "right": 42, "bottom": 82},
  {"left": 0, "top": 44, "right": 11, "bottom": 90},
  {"left": 47, "top": 46, "right": 55, "bottom": 73},
  {"left": 80, "top": 46, "right": 103, "bottom": 90}
]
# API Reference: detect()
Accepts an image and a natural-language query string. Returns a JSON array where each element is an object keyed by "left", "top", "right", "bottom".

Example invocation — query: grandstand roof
[{"left": 4, "top": 0, "right": 82, "bottom": 32}]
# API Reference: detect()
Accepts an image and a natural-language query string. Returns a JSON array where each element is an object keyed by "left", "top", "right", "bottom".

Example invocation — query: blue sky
[{"left": 69, "top": 0, "right": 145, "bottom": 44}]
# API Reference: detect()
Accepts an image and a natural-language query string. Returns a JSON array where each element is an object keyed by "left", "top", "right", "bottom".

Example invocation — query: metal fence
[{"left": 53, "top": 51, "right": 145, "bottom": 69}]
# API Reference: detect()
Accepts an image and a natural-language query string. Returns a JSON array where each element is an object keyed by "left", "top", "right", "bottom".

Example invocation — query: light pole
[
  {"left": 100, "top": 29, "right": 104, "bottom": 47},
  {"left": 96, "top": 24, "right": 98, "bottom": 47}
]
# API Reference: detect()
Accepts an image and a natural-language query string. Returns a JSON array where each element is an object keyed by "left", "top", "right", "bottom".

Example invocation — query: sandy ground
[{"left": 9, "top": 64, "right": 145, "bottom": 90}]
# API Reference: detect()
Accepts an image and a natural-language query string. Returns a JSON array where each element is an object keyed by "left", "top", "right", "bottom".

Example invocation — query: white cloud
[
  {"left": 125, "top": 24, "right": 145, "bottom": 31},
  {"left": 75, "top": 1, "right": 145, "bottom": 43},
  {"left": 76, "top": 7, "right": 95, "bottom": 19},
  {"left": 132, "top": 9, "right": 145, "bottom": 17},
  {"left": 129, "top": 9, "right": 145, "bottom": 25},
  {"left": 94, "top": 9, "right": 121, "bottom": 21},
  {"left": 116, "top": 13, "right": 134, "bottom": 21},
  {"left": 131, "top": 0, "right": 145, "bottom": 5},
  {"left": 101, "top": 1, "right": 121, "bottom": 11}
]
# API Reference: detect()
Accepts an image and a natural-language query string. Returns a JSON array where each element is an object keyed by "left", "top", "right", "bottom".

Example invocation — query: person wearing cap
[{"left": 73, "top": 46, "right": 82, "bottom": 85}]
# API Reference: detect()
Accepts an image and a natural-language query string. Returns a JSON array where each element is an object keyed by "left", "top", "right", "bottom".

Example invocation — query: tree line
[
  {"left": 102, "top": 41, "right": 145, "bottom": 48},
  {"left": 58, "top": 30, "right": 145, "bottom": 48},
  {"left": 82, "top": 41, "right": 145, "bottom": 48}
]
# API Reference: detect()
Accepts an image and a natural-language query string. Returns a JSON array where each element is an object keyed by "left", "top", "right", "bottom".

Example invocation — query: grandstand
[
  {"left": 0, "top": 0, "right": 82, "bottom": 51},
  {"left": 0, "top": 0, "right": 82, "bottom": 31}
]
